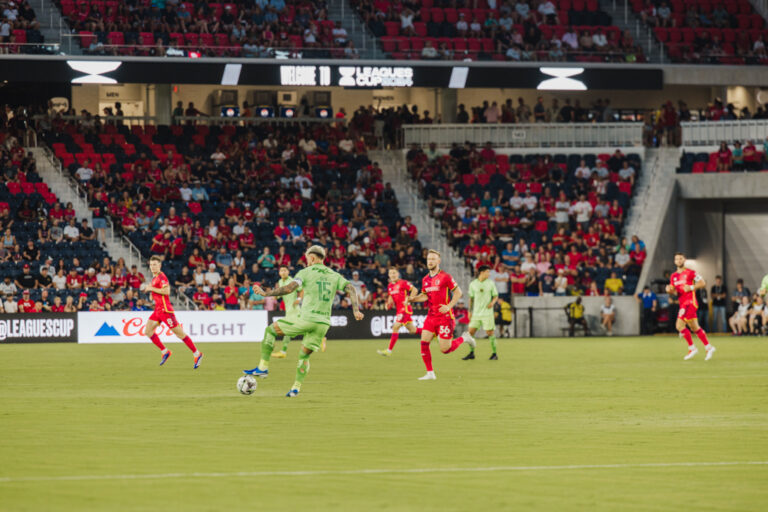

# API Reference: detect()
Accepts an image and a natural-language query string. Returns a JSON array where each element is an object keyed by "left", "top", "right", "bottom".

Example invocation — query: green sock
[
  {"left": 281, "top": 336, "right": 291, "bottom": 352},
  {"left": 489, "top": 335, "right": 497, "bottom": 354},
  {"left": 259, "top": 326, "right": 276, "bottom": 370},
  {"left": 292, "top": 351, "right": 311, "bottom": 391}
]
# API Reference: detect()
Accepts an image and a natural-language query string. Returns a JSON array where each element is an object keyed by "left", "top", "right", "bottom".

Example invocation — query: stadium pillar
[
  {"left": 440, "top": 89, "right": 458, "bottom": 123},
  {"left": 153, "top": 84, "right": 172, "bottom": 125}
]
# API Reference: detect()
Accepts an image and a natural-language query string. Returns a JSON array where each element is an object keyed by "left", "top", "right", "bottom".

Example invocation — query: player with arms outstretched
[
  {"left": 244, "top": 245, "right": 363, "bottom": 397},
  {"left": 142, "top": 255, "right": 203, "bottom": 368},
  {"left": 463, "top": 265, "right": 499, "bottom": 360},
  {"left": 407, "top": 249, "right": 476, "bottom": 380},
  {"left": 667, "top": 252, "right": 716, "bottom": 360},
  {"left": 377, "top": 267, "right": 421, "bottom": 356},
  {"left": 272, "top": 265, "right": 302, "bottom": 359}
]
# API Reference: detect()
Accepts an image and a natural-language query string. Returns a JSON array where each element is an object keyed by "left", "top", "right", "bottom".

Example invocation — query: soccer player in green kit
[
  {"left": 244, "top": 245, "right": 364, "bottom": 397},
  {"left": 463, "top": 265, "right": 500, "bottom": 360},
  {"left": 271, "top": 265, "right": 301, "bottom": 359}
]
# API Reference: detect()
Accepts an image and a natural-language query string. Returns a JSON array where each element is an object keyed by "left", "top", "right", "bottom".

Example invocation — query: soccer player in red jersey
[
  {"left": 141, "top": 255, "right": 203, "bottom": 368},
  {"left": 377, "top": 268, "right": 421, "bottom": 357},
  {"left": 667, "top": 252, "right": 716, "bottom": 361},
  {"left": 407, "top": 250, "right": 476, "bottom": 380}
]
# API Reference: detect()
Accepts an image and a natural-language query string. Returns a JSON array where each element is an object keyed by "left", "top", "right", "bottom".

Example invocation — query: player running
[
  {"left": 272, "top": 265, "right": 301, "bottom": 359},
  {"left": 377, "top": 267, "right": 421, "bottom": 356},
  {"left": 462, "top": 265, "right": 499, "bottom": 361},
  {"left": 667, "top": 252, "right": 716, "bottom": 361},
  {"left": 407, "top": 249, "right": 476, "bottom": 380},
  {"left": 142, "top": 255, "right": 203, "bottom": 368},
  {"left": 244, "top": 245, "right": 363, "bottom": 397}
]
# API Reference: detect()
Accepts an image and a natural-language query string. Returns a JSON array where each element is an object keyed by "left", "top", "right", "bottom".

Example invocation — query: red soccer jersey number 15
[
  {"left": 388, "top": 279, "right": 414, "bottom": 315},
  {"left": 422, "top": 270, "right": 458, "bottom": 318},
  {"left": 670, "top": 268, "right": 700, "bottom": 308},
  {"left": 151, "top": 272, "right": 174, "bottom": 312}
]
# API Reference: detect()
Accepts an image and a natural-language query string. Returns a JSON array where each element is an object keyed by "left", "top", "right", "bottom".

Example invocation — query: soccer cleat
[
  {"left": 463, "top": 333, "right": 477, "bottom": 350},
  {"left": 705, "top": 345, "right": 716, "bottom": 361},
  {"left": 377, "top": 349, "right": 392, "bottom": 357},
  {"left": 286, "top": 389, "right": 300, "bottom": 397},
  {"left": 683, "top": 347, "right": 698, "bottom": 360},
  {"left": 418, "top": 371, "right": 437, "bottom": 380},
  {"left": 489, "top": 353, "right": 498, "bottom": 360},
  {"left": 159, "top": 350, "right": 172, "bottom": 366},
  {"left": 462, "top": 351, "right": 475, "bottom": 360},
  {"left": 321, "top": 338, "right": 327, "bottom": 352},
  {"left": 272, "top": 351, "right": 287, "bottom": 359},
  {"left": 243, "top": 367, "right": 269, "bottom": 378},
  {"left": 193, "top": 352, "right": 204, "bottom": 369}
]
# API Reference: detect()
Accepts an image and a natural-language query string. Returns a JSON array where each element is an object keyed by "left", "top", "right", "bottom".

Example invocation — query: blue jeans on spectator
[{"left": 712, "top": 306, "right": 727, "bottom": 332}]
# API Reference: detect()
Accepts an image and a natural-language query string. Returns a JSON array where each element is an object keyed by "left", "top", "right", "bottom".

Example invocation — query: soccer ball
[{"left": 237, "top": 375, "right": 258, "bottom": 395}]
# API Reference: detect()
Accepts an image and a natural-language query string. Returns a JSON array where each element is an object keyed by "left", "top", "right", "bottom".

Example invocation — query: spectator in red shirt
[
  {"left": 126, "top": 266, "right": 145, "bottom": 289},
  {"left": 401, "top": 216, "right": 418, "bottom": 239},
  {"left": 66, "top": 269, "right": 83, "bottom": 289},
  {"left": 18, "top": 290, "right": 35, "bottom": 312},
  {"left": 331, "top": 218, "right": 349, "bottom": 240}
]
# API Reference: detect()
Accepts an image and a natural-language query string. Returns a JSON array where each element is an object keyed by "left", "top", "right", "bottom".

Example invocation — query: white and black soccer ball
[{"left": 237, "top": 375, "right": 258, "bottom": 395}]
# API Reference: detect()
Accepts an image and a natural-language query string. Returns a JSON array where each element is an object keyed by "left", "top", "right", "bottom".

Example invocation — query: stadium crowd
[
  {"left": 407, "top": 142, "right": 645, "bottom": 297},
  {"left": 62, "top": 0, "right": 359, "bottom": 58},
  {"left": 0, "top": 0, "right": 44, "bottom": 54}
]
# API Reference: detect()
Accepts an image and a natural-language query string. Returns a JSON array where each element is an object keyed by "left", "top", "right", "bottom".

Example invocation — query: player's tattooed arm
[
  {"left": 260, "top": 280, "right": 300, "bottom": 297},
  {"left": 408, "top": 292, "right": 428, "bottom": 303},
  {"left": 344, "top": 283, "right": 364, "bottom": 320}
]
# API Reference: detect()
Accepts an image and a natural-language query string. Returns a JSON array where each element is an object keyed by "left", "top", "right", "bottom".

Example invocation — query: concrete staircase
[
  {"left": 370, "top": 150, "right": 471, "bottom": 292},
  {"left": 623, "top": 146, "right": 680, "bottom": 286},
  {"left": 27, "top": 0, "right": 79, "bottom": 54},
  {"left": 29, "top": 147, "right": 196, "bottom": 309},
  {"left": 599, "top": 0, "right": 666, "bottom": 63},
  {"left": 327, "top": 0, "right": 382, "bottom": 59}
]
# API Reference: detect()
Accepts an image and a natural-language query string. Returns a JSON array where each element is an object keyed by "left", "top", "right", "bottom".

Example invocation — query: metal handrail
[{"left": 681, "top": 119, "right": 768, "bottom": 146}]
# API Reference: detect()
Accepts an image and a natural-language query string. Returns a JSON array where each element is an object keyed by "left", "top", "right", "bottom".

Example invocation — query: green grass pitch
[{"left": 1, "top": 337, "right": 767, "bottom": 511}]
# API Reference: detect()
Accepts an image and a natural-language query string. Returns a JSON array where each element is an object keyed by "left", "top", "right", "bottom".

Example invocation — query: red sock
[
  {"left": 150, "top": 333, "right": 166, "bottom": 351},
  {"left": 681, "top": 328, "right": 693, "bottom": 347},
  {"left": 388, "top": 332, "right": 399, "bottom": 351},
  {"left": 181, "top": 335, "right": 197, "bottom": 353},
  {"left": 416, "top": 328, "right": 423, "bottom": 336},
  {"left": 420, "top": 341, "right": 433, "bottom": 371},
  {"left": 694, "top": 329, "right": 710, "bottom": 346},
  {"left": 442, "top": 336, "right": 465, "bottom": 354}
]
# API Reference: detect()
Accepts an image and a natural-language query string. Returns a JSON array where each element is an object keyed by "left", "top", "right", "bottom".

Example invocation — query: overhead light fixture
[{"left": 537, "top": 67, "right": 586, "bottom": 91}]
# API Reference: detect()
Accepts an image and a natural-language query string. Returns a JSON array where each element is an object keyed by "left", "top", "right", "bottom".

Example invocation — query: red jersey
[
  {"left": 670, "top": 268, "right": 700, "bottom": 308},
  {"left": 150, "top": 272, "right": 174, "bottom": 313},
  {"left": 388, "top": 279, "right": 414, "bottom": 315},
  {"left": 421, "top": 270, "right": 457, "bottom": 319}
]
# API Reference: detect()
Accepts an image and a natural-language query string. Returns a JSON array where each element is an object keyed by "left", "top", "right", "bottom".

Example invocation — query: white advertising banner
[{"left": 77, "top": 311, "right": 268, "bottom": 344}]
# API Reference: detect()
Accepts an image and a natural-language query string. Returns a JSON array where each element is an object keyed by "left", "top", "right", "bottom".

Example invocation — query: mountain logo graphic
[{"left": 95, "top": 323, "right": 120, "bottom": 336}]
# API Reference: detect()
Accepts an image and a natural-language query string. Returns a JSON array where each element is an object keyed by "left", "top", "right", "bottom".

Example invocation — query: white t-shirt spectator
[
  {"left": 555, "top": 200, "right": 570, "bottom": 223},
  {"left": 593, "top": 32, "right": 608, "bottom": 48},
  {"left": 210, "top": 151, "right": 227, "bottom": 165},
  {"left": 401, "top": 11, "right": 414, "bottom": 29},
  {"left": 737, "top": 303, "right": 750, "bottom": 318},
  {"left": 3, "top": 298, "right": 18, "bottom": 313},
  {"left": 205, "top": 269, "right": 221, "bottom": 287},
  {"left": 615, "top": 252, "right": 631, "bottom": 266},
  {"left": 575, "top": 165, "right": 592, "bottom": 179},
  {"left": 298, "top": 138, "right": 317, "bottom": 153},
  {"left": 456, "top": 18, "right": 468, "bottom": 32},
  {"left": 491, "top": 269, "right": 509, "bottom": 295},
  {"left": 422, "top": 45, "right": 438, "bottom": 59},
  {"left": 64, "top": 224, "right": 80, "bottom": 240},
  {"left": 179, "top": 185, "right": 192, "bottom": 201},
  {"left": 619, "top": 165, "right": 636, "bottom": 181},
  {"left": 509, "top": 195, "right": 524, "bottom": 211},
  {"left": 521, "top": 259, "right": 536, "bottom": 273},
  {"left": 51, "top": 274, "right": 67, "bottom": 290},
  {"left": 76, "top": 165, "right": 94, "bottom": 181},
  {"left": 555, "top": 275, "right": 568, "bottom": 294},
  {"left": 332, "top": 26, "right": 348, "bottom": 44},
  {"left": 0, "top": 281, "right": 17, "bottom": 295},
  {"left": 339, "top": 138, "right": 354, "bottom": 153},
  {"left": 538, "top": 1, "right": 556, "bottom": 15},
  {"left": 572, "top": 200, "right": 593, "bottom": 223},
  {"left": 96, "top": 272, "right": 111, "bottom": 288},
  {"left": 562, "top": 31, "right": 579, "bottom": 50},
  {"left": 601, "top": 303, "right": 616, "bottom": 315},
  {"left": 522, "top": 195, "right": 538, "bottom": 211}
]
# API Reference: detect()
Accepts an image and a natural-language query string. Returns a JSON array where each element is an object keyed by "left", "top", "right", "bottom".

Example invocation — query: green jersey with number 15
[{"left": 293, "top": 264, "right": 349, "bottom": 325}]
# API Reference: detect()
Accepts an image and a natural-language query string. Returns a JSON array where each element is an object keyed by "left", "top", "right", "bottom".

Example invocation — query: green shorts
[
  {"left": 275, "top": 317, "right": 329, "bottom": 352},
  {"left": 469, "top": 316, "right": 495, "bottom": 331}
]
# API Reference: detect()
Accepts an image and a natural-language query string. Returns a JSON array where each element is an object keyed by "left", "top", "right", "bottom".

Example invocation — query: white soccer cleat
[
  {"left": 705, "top": 345, "right": 716, "bottom": 361},
  {"left": 418, "top": 371, "right": 437, "bottom": 380},
  {"left": 683, "top": 347, "right": 698, "bottom": 360},
  {"left": 463, "top": 333, "right": 477, "bottom": 350}
]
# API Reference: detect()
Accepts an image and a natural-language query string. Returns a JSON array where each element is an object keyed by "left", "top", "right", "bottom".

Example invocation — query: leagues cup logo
[
  {"left": 338, "top": 67, "right": 356, "bottom": 87},
  {"left": 370, "top": 315, "right": 384, "bottom": 337},
  {"left": 0, "top": 319, "right": 7, "bottom": 341}
]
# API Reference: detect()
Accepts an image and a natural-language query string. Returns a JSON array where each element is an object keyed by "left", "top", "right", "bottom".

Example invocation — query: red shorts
[
  {"left": 150, "top": 309, "right": 179, "bottom": 329},
  {"left": 677, "top": 303, "right": 698, "bottom": 321},
  {"left": 395, "top": 312, "right": 413, "bottom": 325},
  {"left": 423, "top": 315, "right": 455, "bottom": 340}
]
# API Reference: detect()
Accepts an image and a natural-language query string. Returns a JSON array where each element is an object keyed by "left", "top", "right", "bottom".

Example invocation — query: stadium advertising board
[
  {"left": 0, "top": 58, "right": 663, "bottom": 89},
  {"left": 0, "top": 314, "right": 77, "bottom": 343},
  {"left": 267, "top": 311, "right": 427, "bottom": 339},
  {"left": 78, "top": 311, "right": 268, "bottom": 343}
]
